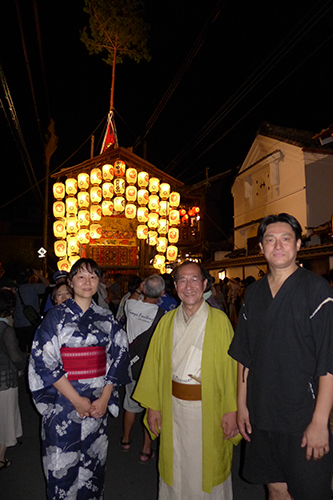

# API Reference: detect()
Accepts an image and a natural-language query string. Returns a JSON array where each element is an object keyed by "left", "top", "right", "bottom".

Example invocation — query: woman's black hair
[
  {"left": 68, "top": 258, "right": 101, "bottom": 281},
  {"left": 257, "top": 213, "right": 302, "bottom": 244},
  {"left": 0, "top": 288, "right": 16, "bottom": 318}
]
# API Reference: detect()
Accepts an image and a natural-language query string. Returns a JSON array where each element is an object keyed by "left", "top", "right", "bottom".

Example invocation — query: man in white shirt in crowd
[{"left": 121, "top": 274, "right": 165, "bottom": 462}]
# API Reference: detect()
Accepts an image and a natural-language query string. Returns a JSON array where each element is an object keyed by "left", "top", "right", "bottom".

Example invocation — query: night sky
[{"left": 1, "top": 0, "right": 333, "bottom": 239}]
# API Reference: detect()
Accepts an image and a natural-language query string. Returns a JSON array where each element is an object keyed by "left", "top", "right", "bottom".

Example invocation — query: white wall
[{"left": 305, "top": 153, "right": 333, "bottom": 228}]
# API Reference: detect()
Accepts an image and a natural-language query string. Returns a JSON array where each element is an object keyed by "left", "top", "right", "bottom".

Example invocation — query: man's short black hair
[
  {"left": 257, "top": 213, "right": 302, "bottom": 244},
  {"left": 69, "top": 258, "right": 101, "bottom": 281}
]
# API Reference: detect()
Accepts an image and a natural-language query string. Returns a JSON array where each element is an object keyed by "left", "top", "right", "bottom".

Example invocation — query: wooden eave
[
  {"left": 206, "top": 243, "right": 333, "bottom": 270},
  {"left": 51, "top": 147, "right": 183, "bottom": 188}
]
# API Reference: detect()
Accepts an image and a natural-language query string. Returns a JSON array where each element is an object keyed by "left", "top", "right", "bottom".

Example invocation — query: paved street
[{"left": 1, "top": 375, "right": 267, "bottom": 500}]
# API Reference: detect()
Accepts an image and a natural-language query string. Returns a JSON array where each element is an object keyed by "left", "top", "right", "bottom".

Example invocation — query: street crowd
[{"left": 0, "top": 212, "right": 333, "bottom": 500}]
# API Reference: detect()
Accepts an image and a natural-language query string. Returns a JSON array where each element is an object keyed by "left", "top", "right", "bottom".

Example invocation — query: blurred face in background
[{"left": 54, "top": 284, "right": 72, "bottom": 305}]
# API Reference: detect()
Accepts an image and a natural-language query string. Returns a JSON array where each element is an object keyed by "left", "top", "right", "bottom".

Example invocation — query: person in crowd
[
  {"left": 42, "top": 270, "right": 69, "bottom": 315},
  {"left": 134, "top": 261, "right": 240, "bottom": 499},
  {"left": 157, "top": 273, "right": 179, "bottom": 312},
  {"left": 121, "top": 275, "right": 165, "bottom": 462},
  {"left": 0, "top": 288, "right": 26, "bottom": 470},
  {"left": 116, "top": 275, "right": 143, "bottom": 326},
  {"left": 96, "top": 270, "right": 112, "bottom": 309},
  {"left": 220, "top": 277, "right": 230, "bottom": 315},
  {"left": 203, "top": 272, "right": 222, "bottom": 310},
  {"left": 229, "top": 213, "right": 333, "bottom": 500},
  {"left": 109, "top": 273, "right": 123, "bottom": 314},
  {"left": 14, "top": 268, "right": 49, "bottom": 352},
  {"left": 228, "top": 277, "right": 241, "bottom": 327},
  {"left": 51, "top": 283, "right": 73, "bottom": 305},
  {"left": 28, "top": 258, "right": 131, "bottom": 499}
]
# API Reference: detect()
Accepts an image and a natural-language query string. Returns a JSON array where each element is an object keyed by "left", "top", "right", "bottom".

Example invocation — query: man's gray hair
[{"left": 144, "top": 274, "right": 165, "bottom": 299}]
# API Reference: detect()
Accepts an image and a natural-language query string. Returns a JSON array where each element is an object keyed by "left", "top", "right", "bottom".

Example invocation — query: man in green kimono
[{"left": 133, "top": 261, "right": 240, "bottom": 499}]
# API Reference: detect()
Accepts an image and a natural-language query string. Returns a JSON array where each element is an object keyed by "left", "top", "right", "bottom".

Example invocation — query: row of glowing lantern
[
  {"left": 53, "top": 198, "right": 181, "bottom": 222},
  {"left": 53, "top": 172, "right": 178, "bottom": 200}
]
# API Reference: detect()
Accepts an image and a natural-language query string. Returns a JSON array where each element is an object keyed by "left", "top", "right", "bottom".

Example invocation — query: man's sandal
[
  {"left": 0, "top": 459, "right": 12, "bottom": 470},
  {"left": 139, "top": 450, "right": 155, "bottom": 463},
  {"left": 120, "top": 438, "right": 132, "bottom": 451}
]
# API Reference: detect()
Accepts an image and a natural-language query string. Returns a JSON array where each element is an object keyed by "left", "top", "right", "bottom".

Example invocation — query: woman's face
[
  {"left": 70, "top": 266, "right": 99, "bottom": 302},
  {"left": 54, "top": 284, "right": 71, "bottom": 305}
]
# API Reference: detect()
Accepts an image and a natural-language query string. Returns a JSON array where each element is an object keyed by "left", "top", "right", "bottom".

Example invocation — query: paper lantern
[
  {"left": 102, "top": 200, "right": 113, "bottom": 216},
  {"left": 90, "top": 224, "right": 102, "bottom": 239},
  {"left": 67, "top": 236, "right": 79, "bottom": 256},
  {"left": 53, "top": 221, "right": 66, "bottom": 239},
  {"left": 114, "top": 159, "right": 126, "bottom": 177},
  {"left": 69, "top": 255, "right": 80, "bottom": 267},
  {"left": 53, "top": 182, "right": 65, "bottom": 200},
  {"left": 66, "top": 216, "right": 79, "bottom": 234},
  {"left": 78, "top": 229, "right": 90, "bottom": 244},
  {"left": 102, "top": 163, "right": 114, "bottom": 181},
  {"left": 137, "top": 225, "right": 148, "bottom": 239},
  {"left": 166, "top": 245, "right": 178, "bottom": 261},
  {"left": 159, "top": 200, "right": 169, "bottom": 217},
  {"left": 168, "top": 227, "right": 179, "bottom": 244},
  {"left": 125, "top": 204, "right": 136, "bottom": 219},
  {"left": 126, "top": 168, "right": 137, "bottom": 185},
  {"left": 90, "top": 168, "right": 102, "bottom": 185},
  {"left": 57, "top": 259, "right": 71, "bottom": 272},
  {"left": 149, "top": 177, "right": 160, "bottom": 193},
  {"left": 78, "top": 173, "right": 89, "bottom": 190},
  {"left": 126, "top": 186, "right": 137, "bottom": 202},
  {"left": 137, "top": 207, "right": 148, "bottom": 223},
  {"left": 169, "top": 210, "right": 180, "bottom": 225},
  {"left": 114, "top": 178, "right": 125, "bottom": 195},
  {"left": 54, "top": 240, "right": 67, "bottom": 258},
  {"left": 179, "top": 208, "right": 187, "bottom": 216},
  {"left": 53, "top": 201, "right": 65, "bottom": 218},
  {"left": 156, "top": 237, "right": 168, "bottom": 253},
  {"left": 138, "top": 189, "right": 149, "bottom": 205},
  {"left": 65, "top": 197, "right": 78, "bottom": 215},
  {"left": 138, "top": 171, "right": 149, "bottom": 187},
  {"left": 169, "top": 192, "right": 180, "bottom": 207},
  {"left": 65, "top": 178, "right": 77, "bottom": 196},
  {"left": 90, "top": 186, "right": 102, "bottom": 204},
  {"left": 153, "top": 254, "right": 165, "bottom": 270},
  {"left": 193, "top": 206, "right": 200, "bottom": 213},
  {"left": 148, "top": 212, "right": 159, "bottom": 229},
  {"left": 158, "top": 218, "right": 169, "bottom": 235},
  {"left": 148, "top": 195, "right": 159, "bottom": 212},
  {"left": 102, "top": 182, "right": 114, "bottom": 199},
  {"left": 113, "top": 196, "right": 125, "bottom": 213},
  {"left": 159, "top": 183, "right": 170, "bottom": 200},
  {"left": 77, "top": 191, "right": 90, "bottom": 208},
  {"left": 90, "top": 204, "right": 102, "bottom": 221},
  {"left": 78, "top": 209, "right": 90, "bottom": 227},
  {"left": 147, "top": 231, "right": 158, "bottom": 246}
]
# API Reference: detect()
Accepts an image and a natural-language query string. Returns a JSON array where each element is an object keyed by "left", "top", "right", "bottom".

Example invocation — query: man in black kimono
[{"left": 229, "top": 213, "right": 333, "bottom": 500}]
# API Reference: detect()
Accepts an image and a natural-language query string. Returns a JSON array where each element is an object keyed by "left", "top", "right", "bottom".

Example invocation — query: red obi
[{"left": 60, "top": 346, "right": 106, "bottom": 380}]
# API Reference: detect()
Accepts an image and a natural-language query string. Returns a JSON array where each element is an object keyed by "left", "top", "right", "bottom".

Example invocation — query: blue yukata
[{"left": 28, "top": 298, "right": 131, "bottom": 500}]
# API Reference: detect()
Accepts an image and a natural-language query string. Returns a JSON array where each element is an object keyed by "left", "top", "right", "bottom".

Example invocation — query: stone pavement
[{"left": 0, "top": 376, "right": 267, "bottom": 500}]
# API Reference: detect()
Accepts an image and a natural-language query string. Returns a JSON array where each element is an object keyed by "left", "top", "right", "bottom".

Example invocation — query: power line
[
  {"left": 132, "top": 0, "right": 225, "bottom": 151},
  {"left": 165, "top": 0, "right": 333, "bottom": 176}
]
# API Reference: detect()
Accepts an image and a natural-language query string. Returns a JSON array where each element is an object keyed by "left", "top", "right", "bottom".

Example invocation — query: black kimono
[{"left": 229, "top": 266, "right": 333, "bottom": 433}]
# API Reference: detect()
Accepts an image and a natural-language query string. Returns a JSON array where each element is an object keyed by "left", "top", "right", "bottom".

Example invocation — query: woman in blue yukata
[{"left": 29, "top": 258, "right": 131, "bottom": 500}]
